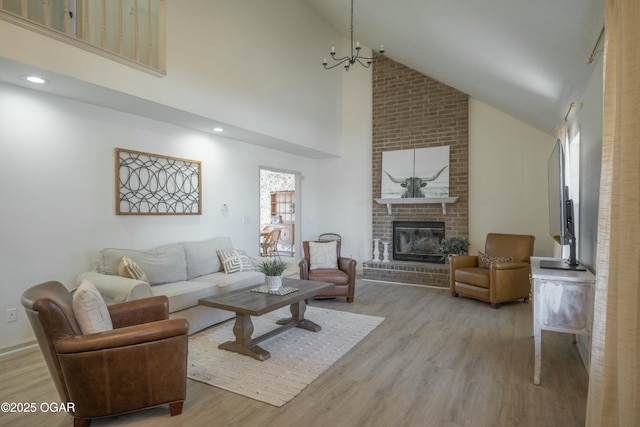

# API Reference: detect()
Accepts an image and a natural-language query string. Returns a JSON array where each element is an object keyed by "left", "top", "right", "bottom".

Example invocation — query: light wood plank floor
[{"left": 0, "top": 280, "right": 588, "bottom": 427}]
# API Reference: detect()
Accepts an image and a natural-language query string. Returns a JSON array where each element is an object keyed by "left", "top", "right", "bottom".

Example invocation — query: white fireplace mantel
[{"left": 374, "top": 197, "right": 459, "bottom": 215}]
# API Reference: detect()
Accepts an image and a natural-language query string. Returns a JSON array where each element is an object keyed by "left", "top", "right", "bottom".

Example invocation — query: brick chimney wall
[{"left": 372, "top": 56, "right": 469, "bottom": 251}]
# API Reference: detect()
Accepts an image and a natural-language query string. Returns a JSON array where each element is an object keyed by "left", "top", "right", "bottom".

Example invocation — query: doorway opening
[{"left": 259, "top": 168, "right": 299, "bottom": 260}]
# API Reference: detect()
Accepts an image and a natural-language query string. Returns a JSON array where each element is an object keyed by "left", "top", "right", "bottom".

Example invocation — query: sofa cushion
[
  {"left": 151, "top": 281, "right": 219, "bottom": 313},
  {"left": 99, "top": 244, "right": 187, "bottom": 285},
  {"left": 154, "top": 271, "right": 264, "bottom": 313},
  {"left": 217, "top": 250, "right": 256, "bottom": 274},
  {"left": 192, "top": 270, "right": 264, "bottom": 293},
  {"left": 478, "top": 251, "right": 513, "bottom": 269},
  {"left": 309, "top": 241, "right": 338, "bottom": 270},
  {"left": 309, "top": 269, "right": 349, "bottom": 285},
  {"left": 183, "top": 237, "right": 234, "bottom": 279},
  {"left": 73, "top": 279, "right": 114, "bottom": 334}
]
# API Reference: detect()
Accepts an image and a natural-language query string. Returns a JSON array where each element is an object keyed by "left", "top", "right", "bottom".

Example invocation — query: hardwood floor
[{"left": 0, "top": 280, "right": 588, "bottom": 427}]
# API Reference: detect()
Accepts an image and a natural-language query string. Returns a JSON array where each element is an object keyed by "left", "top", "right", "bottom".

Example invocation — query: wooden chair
[
  {"left": 318, "top": 233, "right": 342, "bottom": 241},
  {"left": 261, "top": 228, "right": 282, "bottom": 259}
]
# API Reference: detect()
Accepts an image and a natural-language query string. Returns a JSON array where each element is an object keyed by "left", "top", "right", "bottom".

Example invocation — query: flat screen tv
[{"left": 541, "top": 139, "right": 585, "bottom": 271}]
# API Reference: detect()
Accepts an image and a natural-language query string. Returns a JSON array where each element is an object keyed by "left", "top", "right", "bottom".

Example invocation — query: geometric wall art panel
[{"left": 116, "top": 148, "right": 202, "bottom": 215}]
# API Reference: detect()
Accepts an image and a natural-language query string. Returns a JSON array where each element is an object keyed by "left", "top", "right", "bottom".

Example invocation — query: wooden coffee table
[{"left": 198, "top": 277, "right": 334, "bottom": 361}]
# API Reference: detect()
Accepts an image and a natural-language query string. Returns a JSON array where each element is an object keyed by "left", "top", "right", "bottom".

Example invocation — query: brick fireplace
[{"left": 363, "top": 57, "right": 469, "bottom": 288}]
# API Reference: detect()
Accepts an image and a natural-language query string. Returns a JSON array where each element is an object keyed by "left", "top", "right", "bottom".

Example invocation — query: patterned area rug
[{"left": 188, "top": 306, "right": 384, "bottom": 407}]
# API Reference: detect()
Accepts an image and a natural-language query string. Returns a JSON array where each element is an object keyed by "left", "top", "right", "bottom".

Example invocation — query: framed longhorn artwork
[{"left": 381, "top": 146, "right": 450, "bottom": 198}]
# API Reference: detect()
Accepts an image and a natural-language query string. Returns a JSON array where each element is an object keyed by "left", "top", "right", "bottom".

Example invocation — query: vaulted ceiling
[
  {"left": 308, "top": 0, "right": 605, "bottom": 135},
  {"left": 0, "top": 0, "right": 605, "bottom": 153}
]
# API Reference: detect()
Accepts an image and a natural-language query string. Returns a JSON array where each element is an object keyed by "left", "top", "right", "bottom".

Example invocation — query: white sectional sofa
[{"left": 76, "top": 237, "right": 264, "bottom": 334}]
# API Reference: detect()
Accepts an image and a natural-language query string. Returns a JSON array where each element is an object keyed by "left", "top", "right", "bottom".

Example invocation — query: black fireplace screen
[{"left": 393, "top": 221, "right": 445, "bottom": 263}]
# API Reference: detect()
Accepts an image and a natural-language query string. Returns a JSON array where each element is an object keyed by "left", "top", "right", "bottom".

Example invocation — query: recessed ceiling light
[
  {"left": 213, "top": 127, "right": 224, "bottom": 132},
  {"left": 24, "top": 75, "right": 48, "bottom": 84}
]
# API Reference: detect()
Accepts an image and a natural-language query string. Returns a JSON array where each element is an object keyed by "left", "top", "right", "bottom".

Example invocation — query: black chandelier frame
[{"left": 322, "top": 0, "right": 385, "bottom": 71}]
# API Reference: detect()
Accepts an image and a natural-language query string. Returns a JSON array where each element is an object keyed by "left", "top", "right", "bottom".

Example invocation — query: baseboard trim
[{"left": 0, "top": 340, "right": 37, "bottom": 357}]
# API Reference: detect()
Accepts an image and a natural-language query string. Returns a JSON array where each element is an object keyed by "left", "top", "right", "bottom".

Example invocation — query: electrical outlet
[{"left": 6, "top": 308, "right": 17, "bottom": 323}]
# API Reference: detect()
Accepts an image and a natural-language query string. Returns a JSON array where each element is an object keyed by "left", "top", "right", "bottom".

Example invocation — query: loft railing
[{"left": 0, "top": 0, "right": 165, "bottom": 74}]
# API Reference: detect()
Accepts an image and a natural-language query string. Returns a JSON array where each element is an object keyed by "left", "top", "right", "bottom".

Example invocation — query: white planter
[{"left": 265, "top": 275, "right": 283, "bottom": 291}]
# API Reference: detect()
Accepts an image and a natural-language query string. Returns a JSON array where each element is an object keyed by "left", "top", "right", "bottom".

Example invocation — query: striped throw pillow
[{"left": 217, "top": 250, "right": 256, "bottom": 274}]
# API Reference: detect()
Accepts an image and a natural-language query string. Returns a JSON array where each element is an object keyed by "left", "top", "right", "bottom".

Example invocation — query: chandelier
[{"left": 322, "top": 0, "right": 385, "bottom": 71}]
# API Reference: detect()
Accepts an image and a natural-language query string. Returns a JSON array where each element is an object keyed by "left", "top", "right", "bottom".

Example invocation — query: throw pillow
[
  {"left": 118, "top": 256, "right": 149, "bottom": 283},
  {"left": 478, "top": 251, "right": 513, "bottom": 269},
  {"left": 309, "top": 241, "right": 338, "bottom": 270},
  {"left": 73, "top": 279, "right": 113, "bottom": 334},
  {"left": 217, "top": 250, "right": 256, "bottom": 274}
]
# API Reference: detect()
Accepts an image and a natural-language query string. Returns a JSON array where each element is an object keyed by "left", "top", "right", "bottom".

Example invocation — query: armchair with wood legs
[
  {"left": 21, "top": 281, "right": 189, "bottom": 427},
  {"left": 449, "top": 233, "right": 535, "bottom": 308},
  {"left": 299, "top": 240, "right": 357, "bottom": 303}
]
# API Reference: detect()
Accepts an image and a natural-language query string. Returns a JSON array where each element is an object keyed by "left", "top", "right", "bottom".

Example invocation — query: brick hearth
[
  {"left": 369, "top": 57, "right": 468, "bottom": 288},
  {"left": 363, "top": 260, "right": 449, "bottom": 288}
]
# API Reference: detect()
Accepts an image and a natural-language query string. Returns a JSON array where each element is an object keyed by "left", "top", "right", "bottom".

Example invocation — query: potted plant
[
  {"left": 439, "top": 237, "right": 470, "bottom": 260},
  {"left": 257, "top": 259, "right": 289, "bottom": 291}
]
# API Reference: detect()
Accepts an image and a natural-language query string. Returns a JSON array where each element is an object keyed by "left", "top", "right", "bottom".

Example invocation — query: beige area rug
[{"left": 187, "top": 306, "right": 384, "bottom": 407}]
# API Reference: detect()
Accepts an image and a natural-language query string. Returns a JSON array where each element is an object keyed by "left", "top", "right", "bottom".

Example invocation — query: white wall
[
  {"left": 0, "top": 82, "right": 320, "bottom": 349},
  {"left": 306, "top": 48, "right": 373, "bottom": 262},
  {"left": 469, "top": 99, "right": 556, "bottom": 256},
  {"left": 0, "top": 0, "right": 344, "bottom": 156}
]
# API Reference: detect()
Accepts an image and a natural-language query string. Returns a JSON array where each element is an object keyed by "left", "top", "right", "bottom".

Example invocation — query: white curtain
[{"left": 585, "top": 0, "right": 640, "bottom": 425}]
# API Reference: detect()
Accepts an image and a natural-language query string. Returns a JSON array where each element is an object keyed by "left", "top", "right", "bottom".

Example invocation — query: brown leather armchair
[
  {"left": 449, "top": 233, "right": 535, "bottom": 308},
  {"left": 21, "top": 281, "right": 189, "bottom": 427},
  {"left": 299, "top": 240, "right": 357, "bottom": 303}
]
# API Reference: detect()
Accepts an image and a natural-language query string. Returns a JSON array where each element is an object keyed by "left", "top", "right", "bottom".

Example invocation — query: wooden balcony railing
[{"left": 0, "top": 0, "right": 165, "bottom": 74}]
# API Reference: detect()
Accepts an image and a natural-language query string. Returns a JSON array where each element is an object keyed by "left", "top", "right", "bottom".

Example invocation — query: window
[{"left": 564, "top": 126, "right": 581, "bottom": 259}]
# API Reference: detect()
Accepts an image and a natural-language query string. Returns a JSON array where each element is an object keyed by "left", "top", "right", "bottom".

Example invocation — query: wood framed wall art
[{"left": 116, "top": 148, "right": 202, "bottom": 215}]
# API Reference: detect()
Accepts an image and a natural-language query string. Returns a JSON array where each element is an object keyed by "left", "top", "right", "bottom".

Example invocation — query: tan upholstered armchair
[
  {"left": 299, "top": 240, "right": 357, "bottom": 303},
  {"left": 21, "top": 281, "right": 189, "bottom": 427},
  {"left": 449, "top": 233, "right": 535, "bottom": 308}
]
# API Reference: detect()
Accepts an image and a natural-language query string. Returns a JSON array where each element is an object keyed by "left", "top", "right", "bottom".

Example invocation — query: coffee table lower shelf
[
  {"left": 198, "top": 278, "right": 334, "bottom": 361},
  {"left": 218, "top": 304, "right": 322, "bottom": 361}
]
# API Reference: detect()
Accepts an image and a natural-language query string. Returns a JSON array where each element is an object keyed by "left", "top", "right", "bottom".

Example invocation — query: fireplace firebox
[{"left": 392, "top": 221, "right": 445, "bottom": 263}]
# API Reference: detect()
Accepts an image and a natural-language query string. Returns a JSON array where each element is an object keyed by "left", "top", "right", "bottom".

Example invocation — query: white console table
[{"left": 531, "top": 257, "right": 595, "bottom": 385}]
